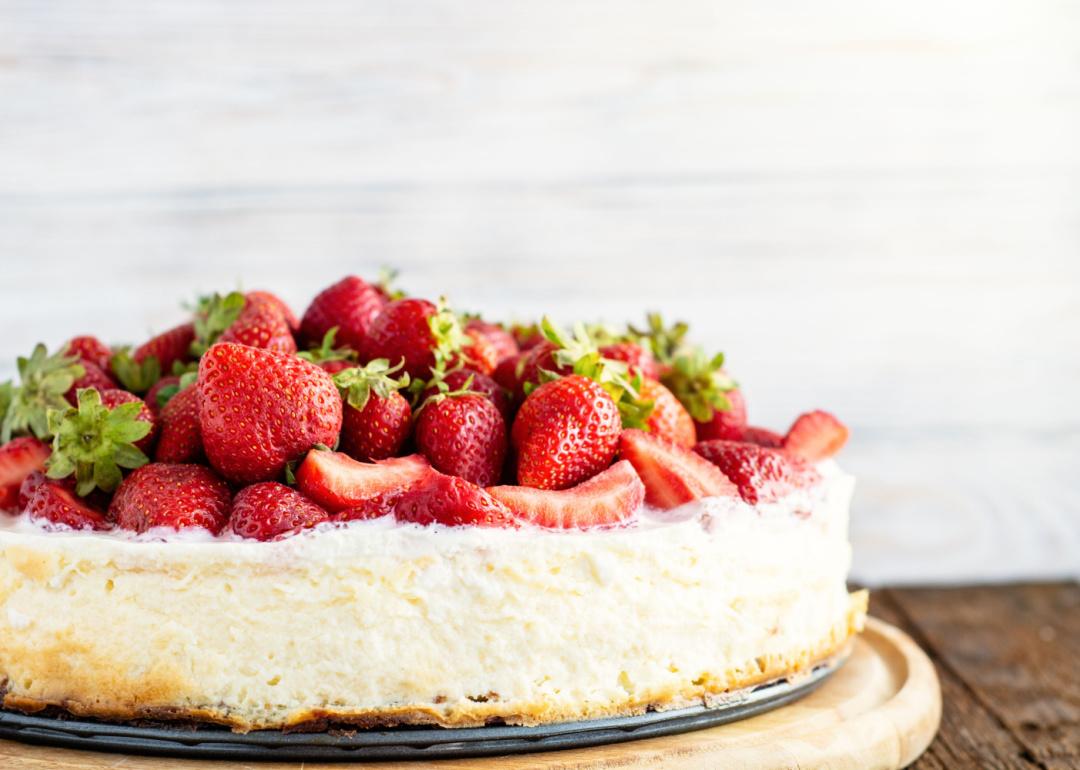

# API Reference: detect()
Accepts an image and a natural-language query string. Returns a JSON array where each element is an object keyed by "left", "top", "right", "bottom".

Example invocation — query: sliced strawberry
[
  {"left": 0, "top": 437, "right": 50, "bottom": 510},
  {"left": 782, "top": 410, "right": 849, "bottom": 461},
  {"left": 336, "top": 488, "right": 402, "bottom": 521},
  {"left": 641, "top": 379, "right": 695, "bottom": 447},
  {"left": 393, "top": 472, "right": 516, "bottom": 528},
  {"left": 295, "top": 451, "right": 431, "bottom": 513},
  {"left": 133, "top": 323, "right": 195, "bottom": 373},
  {"left": 155, "top": 386, "right": 202, "bottom": 463},
  {"left": 619, "top": 429, "right": 738, "bottom": 509},
  {"left": 415, "top": 393, "right": 507, "bottom": 487},
  {"left": 65, "top": 336, "right": 113, "bottom": 372},
  {"left": 300, "top": 276, "right": 386, "bottom": 350},
  {"left": 512, "top": 375, "right": 621, "bottom": 490},
  {"left": 694, "top": 440, "right": 821, "bottom": 505},
  {"left": 487, "top": 459, "right": 643, "bottom": 528},
  {"left": 23, "top": 472, "right": 111, "bottom": 531},
  {"left": 110, "top": 463, "right": 232, "bottom": 534},
  {"left": 198, "top": 343, "right": 342, "bottom": 483},
  {"left": 229, "top": 482, "right": 329, "bottom": 540},
  {"left": 464, "top": 319, "right": 519, "bottom": 363},
  {"left": 741, "top": 426, "right": 783, "bottom": 448},
  {"left": 600, "top": 342, "right": 660, "bottom": 381}
]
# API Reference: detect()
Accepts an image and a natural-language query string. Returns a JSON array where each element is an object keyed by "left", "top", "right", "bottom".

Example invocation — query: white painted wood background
[{"left": 1, "top": 0, "right": 1077, "bottom": 584}]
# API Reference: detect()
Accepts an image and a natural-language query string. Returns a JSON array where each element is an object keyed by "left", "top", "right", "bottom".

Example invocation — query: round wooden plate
[{"left": 0, "top": 617, "right": 940, "bottom": 769}]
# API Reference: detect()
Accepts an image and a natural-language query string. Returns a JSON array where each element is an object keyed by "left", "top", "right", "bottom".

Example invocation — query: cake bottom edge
[{"left": 2, "top": 590, "right": 869, "bottom": 733}]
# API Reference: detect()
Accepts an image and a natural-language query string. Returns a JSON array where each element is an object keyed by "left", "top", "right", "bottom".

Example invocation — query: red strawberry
[
  {"left": 360, "top": 298, "right": 443, "bottom": 379},
  {"left": 218, "top": 299, "right": 297, "bottom": 354},
  {"left": 782, "top": 410, "right": 849, "bottom": 461},
  {"left": 300, "top": 276, "right": 386, "bottom": 350},
  {"left": 741, "top": 426, "right": 783, "bottom": 448},
  {"left": 320, "top": 359, "right": 354, "bottom": 375},
  {"left": 65, "top": 336, "right": 113, "bottom": 372},
  {"left": 513, "top": 341, "right": 572, "bottom": 400},
  {"left": 155, "top": 386, "right": 202, "bottom": 463},
  {"left": 422, "top": 368, "right": 511, "bottom": 421},
  {"left": 133, "top": 323, "right": 195, "bottom": 373},
  {"left": 452, "top": 330, "right": 497, "bottom": 376},
  {"left": 694, "top": 440, "right": 821, "bottom": 505},
  {"left": 511, "top": 323, "right": 544, "bottom": 350},
  {"left": 600, "top": 342, "right": 660, "bottom": 381},
  {"left": 99, "top": 389, "right": 157, "bottom": 453},
  {"left": 229, "top": 482, "right": 329, "bottom": 540},
  {"left": 198, "top": 343, "right": 342, "bottom": 483},
  {"left": 511, "top": 375, "right": 621, "bottom": 490},
  {"left": 334, "top": 360, "right": 413, "bottom": 462},
  {"left": 295, "top": 451, "right": 431, "bottom": 512},
  {"left": 619, "top": 429, "right": 737, "bottom": 509},
  {"left": 641, "top": 379, "right": 695, "bottom": 447},
  {"left": 246, "top": 290, "right": 300, "bottom": 332},
  {"left": 393, "top": 472, "right": 516, "bottom": 528},
  {"left": 694, "top": 387, "right": 747, "bottom": 442},
  {"left": 415, "top": 394, "right": 507, "bottom": 486},
  {"left": 493, "top": 352, "right": 527, "bottom": 395},
  {"left": 145, "top": 375, "right": 181, "bottom": 414},
  {"left": 22, "top": 472, "right": 111, "bottom": 530},
  {"left": 336, "top": 488, "right": 402, "bottom": 521},
  {"left": 464, "top": 319, "right": 519, "bottom": 363},
  {"left": 487, "top": 459, "right": 643, "bottom": 528},
  {"left": 341, "top": 390, "right": 411, "bottom": 462},
  {"left": 64, "top": 361, "right": 116, "bottom": 405},
  {"left": 111, "top": 463, "right": 231, "bottom": 533},
  {"left": 0, "top": 437, "right": 50, "bottom": 510}
]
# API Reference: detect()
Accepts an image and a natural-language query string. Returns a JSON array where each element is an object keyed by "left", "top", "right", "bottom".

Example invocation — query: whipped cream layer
[{"left": 0, "top": 464, "right": 865, "bottom": 730}]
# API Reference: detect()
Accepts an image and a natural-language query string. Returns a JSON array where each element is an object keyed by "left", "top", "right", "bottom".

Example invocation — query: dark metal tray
[{"left": 0, "top": 656, "right": 843, "bottom": 761}]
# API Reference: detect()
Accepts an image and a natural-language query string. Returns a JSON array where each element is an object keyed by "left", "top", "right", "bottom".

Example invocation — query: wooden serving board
[{"left": 0, "top": 617, "right": 940, "bottom": 769}]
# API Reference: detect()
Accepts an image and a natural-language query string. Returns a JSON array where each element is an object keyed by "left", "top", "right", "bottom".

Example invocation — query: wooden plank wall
[{"left": 1, "top": 0, "right": 1078, "bottom": 584}]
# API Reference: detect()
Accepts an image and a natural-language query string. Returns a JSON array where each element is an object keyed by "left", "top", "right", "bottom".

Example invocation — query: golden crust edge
[{"left": 2, "top": 590, "right": 868, "bottom": 733}]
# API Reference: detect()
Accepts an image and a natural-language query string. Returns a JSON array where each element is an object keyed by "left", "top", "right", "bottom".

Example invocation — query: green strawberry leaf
[
  {"left": 661, "top": 347, "right": 737, "bottom": 423},
  {"left": 110, "top": 347, "right": 162, "bottom": 394},
  {"left": 190, "top": 291, "right": 246, "bottom": 357},
  {"left": 45, "top": 388, "right": 150, "bottom": 495},
  {"left": 297, "top": 327, "right": 357, "bottom": 366},
  {"left": 377, "top": 266, "right": 407, "bottom": 301},
  {"left": 333, "top": 358, "right": 410, "bottom": 411},
  {"left": 1, "top": 344, "right": 85, "bottom": 443},
  {"left": 629, "top": 313, "right": 690, "bottom": 366},
  {"left": 428, "top": 298, "right": 472, "bottom": 372}
]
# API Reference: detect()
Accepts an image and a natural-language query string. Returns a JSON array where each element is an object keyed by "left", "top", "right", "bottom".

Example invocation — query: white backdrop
[{"left": 1, "top": 0, "right": 1078, "bottom": 584}]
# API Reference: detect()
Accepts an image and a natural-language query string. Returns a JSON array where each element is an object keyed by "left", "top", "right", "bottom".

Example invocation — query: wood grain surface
[
  {"left": 2, "top": 1, "right": 1079, "bottom": 585},
  {"left": 0, "top": 616, "right": 941, "bottom": 769}
]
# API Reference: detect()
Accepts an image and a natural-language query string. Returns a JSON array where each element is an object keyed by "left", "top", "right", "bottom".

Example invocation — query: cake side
[{"left": 0, "top": 468, "right": 865, "bottom": 731}]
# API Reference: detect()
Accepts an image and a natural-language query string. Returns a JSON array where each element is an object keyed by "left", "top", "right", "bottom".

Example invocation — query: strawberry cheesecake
[{"left": 0, "top": 277, "right": 865, "bottom": 731}]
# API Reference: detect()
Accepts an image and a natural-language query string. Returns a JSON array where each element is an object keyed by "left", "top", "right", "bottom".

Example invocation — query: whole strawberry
[
  {"left": 454, "top": 329, "right": 498, "bottom": 375},
  {"left": 300, "top": 276, "right": 386, "bottom": 350},
  {"left": 229, "top": 482, "right": 329, "bottom": 540},
  {"left": 111, "top": 463, "right": 231, "bottom": 533},
  {"left": 246, "top": 290, "right": 300, "bottom": 332},
  {"left": 393, "top": 472, "right": 516, "bottom": 528},
  {"left": 218, "top": 298, "right": 297, "bottom": 354},
  {"left": 0, "top": 437, "right": 50, "bottom": 510},
  {"left": 415, "top": 393, "right": 507, "bottom": 486},
  {"left": 155, "top": 385, "right": 203, "bottom": 463},
  {"left": 334, "top": 360, "right": 412, "bottom": 462},
  {"left": 22, "top": 472, "right": 111, "bottom": 531},
  {"left": 65, "top": 336, "right": 113, "bottom": 372},
  {"left": 512, "top": 374, "right": 621, "bottom": 490},
  {"left": 133, "top": 323, "right": 195, "bottom": 373},
  {"left": 641, "top": 379, "right": 695, "bottom": 447},
  {"left": 64, "top": 362, "right": 116, "bottom": 405},
  {"left": 694, "top": 440, "right": 821, "bottom": 504},
  {"left": 464, "top": 319, "right": 519, "bottom": 363},
  {"left": 198, "top": 343, "right": 342, "bottom": 483},
  {"left": 361, "top": 298, "right": 472, "bottom": 380},
  {"left": 422, "top": 367, "right": 511, "bottom": 421},
  {"left": 695, "top": 387, "right": 747, "bottom": 441},
  {"left": 599, "top": 342, "right": 660, "bottom": 381}
]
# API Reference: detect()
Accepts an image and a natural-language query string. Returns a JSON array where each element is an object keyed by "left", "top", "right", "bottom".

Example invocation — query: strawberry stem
[{"left": 1, "top": 344, "right": 85, "bottom": 443}]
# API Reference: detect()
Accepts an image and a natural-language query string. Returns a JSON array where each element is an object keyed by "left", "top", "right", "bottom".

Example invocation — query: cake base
[{"left": 0, "top": 618, "right": 940, "bottom": 768}]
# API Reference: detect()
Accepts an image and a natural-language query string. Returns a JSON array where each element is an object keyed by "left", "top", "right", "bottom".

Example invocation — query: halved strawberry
[
  {"left": 229, "top": 482, "right": 329, "bottom": 540},
  {"left": 393, "top": 472, "right": 516, "bottom": 528},
  {"left": 295, "top": 451, "right": 431, "bottom": 513},
  {"left": 0, "top": 437, "right": 50, "bottom": 510},
  {"left": 782, "top": 410, "right": 849, "bottom": 461},
  {"left": 110, "top": 463, "right": 232, "bottom": 534},
  {"left": 22, "top": 472, "right": 111, "bottom": 531},
  {"left": 487, "top": 459, "right": 644, "bottom": 528},
  {"left": 619, "top": 429, "right": 737, "bottom": 509},
  {"left": 694, "top": 440, "right": 821, "bottom": 504},
  {"left": 300, "top": 276, "right": 386, "bottom": 350},
  {"left": 336, "top": 488, "right": 402, "bottom": 521}
]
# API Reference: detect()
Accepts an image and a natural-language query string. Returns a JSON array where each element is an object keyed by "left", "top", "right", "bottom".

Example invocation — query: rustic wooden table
[{"left": 871, "top": 582, "right": 1079, "bottom": 769}]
